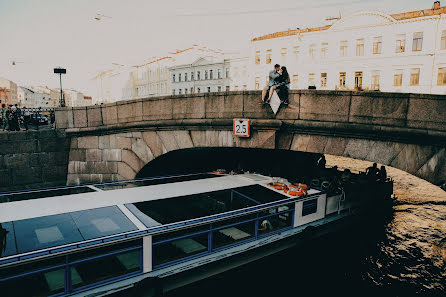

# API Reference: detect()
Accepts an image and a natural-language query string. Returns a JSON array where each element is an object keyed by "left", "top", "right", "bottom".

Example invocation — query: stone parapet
[{"left": 55, "top": 90, "right": 446, "bottom": 138}]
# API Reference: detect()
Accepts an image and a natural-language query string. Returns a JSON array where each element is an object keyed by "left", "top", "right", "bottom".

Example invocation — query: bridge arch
[{"left": 67, "top": 127, "right": 444, "bottom": 186}]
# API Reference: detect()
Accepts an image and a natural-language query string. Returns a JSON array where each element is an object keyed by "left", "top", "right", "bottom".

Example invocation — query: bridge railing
[{"left": 54, "top": 90, "right": 446, "bottom": 138}]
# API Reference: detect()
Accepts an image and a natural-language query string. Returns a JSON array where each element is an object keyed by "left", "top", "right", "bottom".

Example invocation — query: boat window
[
  {"left": 0, "top": 186, "right": 95, "bottom": 204},
  {"left": 153, "top": 225, "right": 209, "bottom": 244},
  {"left": 69, "top": 239, "right": 142, "bottom": 263},
  {"left": 70, "top": 206, "right": 137, "bottom": 240},
  {"left": 0, "top": 222, "right": 17, "bottom": 257},
  {"left": 153, "top": 232, "right": 208, "bottom": 267},
  {"left": 0, "top": 256, "right": 65, "bottom": 281},
  {"left": 212, "top": 221, "right": 255, "bottom": 250},
  {"left": 0, "top": 267, "right": 65, "bottom": 297},
  {"left": 127, "top": 188, "right": 259, "bottom": 225},
  {"left": 258, "top": 211, "right": 294, "bottom": 236},
  {"left": 258, "top": 203, "right": 294, "bottom": 217},
  {"left": 70, "top": 248, "right": 141, "bottom": 290},
  {"left": 232, "top": 185, "right": 290, "bottom": 204},
  {"left": 5, "top": 206, "right": 138, "bottom": 256},
  {"left": 302, "top": 199, "right": 318, "bottom": 216},
  {"left": 14, "top": 213, "right": 84, "bottom": 253},
  {"left": 95, "top": 173, "right": 221, "bottom": 191}
]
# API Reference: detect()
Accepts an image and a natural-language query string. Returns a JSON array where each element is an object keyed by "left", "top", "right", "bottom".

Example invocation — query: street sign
[{"left": 233, "top": 119, "right": 250, "bottom": 137}]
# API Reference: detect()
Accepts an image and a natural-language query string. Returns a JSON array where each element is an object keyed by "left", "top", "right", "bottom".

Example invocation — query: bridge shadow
[{"left": 135, "top": 147, "right": 322, "bottom": 181}]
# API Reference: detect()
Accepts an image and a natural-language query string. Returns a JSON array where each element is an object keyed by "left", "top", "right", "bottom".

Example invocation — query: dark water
[{"left": 166, "top": 198, "right": 446, "bottom": 297}]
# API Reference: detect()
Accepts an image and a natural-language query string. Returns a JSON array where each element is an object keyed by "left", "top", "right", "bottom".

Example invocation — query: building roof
[{"left": 251, "top": 6, "right": 446, "bottom": 42}]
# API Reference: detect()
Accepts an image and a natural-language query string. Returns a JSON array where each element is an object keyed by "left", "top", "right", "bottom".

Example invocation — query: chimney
[{"left": 434, "top": 1, "right": 441, "bottom": 9}]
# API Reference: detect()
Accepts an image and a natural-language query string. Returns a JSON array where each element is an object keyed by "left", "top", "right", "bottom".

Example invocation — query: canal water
[{"left": 165, "top": 157, "right": 446, "bottom": 297}]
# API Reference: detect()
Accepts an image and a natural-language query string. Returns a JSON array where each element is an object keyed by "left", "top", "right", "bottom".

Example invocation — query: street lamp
[{"left": 54, "top": 67, "right": 66, "bottom": 107}]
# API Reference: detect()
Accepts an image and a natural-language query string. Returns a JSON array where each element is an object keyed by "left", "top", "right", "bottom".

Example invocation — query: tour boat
[{"left": 0, "top": 170, "right": 393, "bottom": 297}]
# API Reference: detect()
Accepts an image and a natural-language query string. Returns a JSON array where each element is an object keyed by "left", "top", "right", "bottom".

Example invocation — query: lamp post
[{"left": 54, "top": 67, "right": 66, "bottom": 107}]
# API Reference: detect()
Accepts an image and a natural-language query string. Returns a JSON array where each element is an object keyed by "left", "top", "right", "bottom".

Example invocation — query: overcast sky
[{"left": 0, "top": 0, "right": 435, "bottom": 95}]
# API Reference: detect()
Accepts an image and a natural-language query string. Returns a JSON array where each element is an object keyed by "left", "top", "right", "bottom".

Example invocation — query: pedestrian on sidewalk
[
  {"left": 23, "top": 106, "right": 30, "bottom": 131},
  {"left": 0, "top": 104, "right": 6, "bottom": 131}
]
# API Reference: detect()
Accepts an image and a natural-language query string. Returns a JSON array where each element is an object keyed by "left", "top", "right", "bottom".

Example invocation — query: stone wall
[{"left": 0, "top": 130, "right": 70, "bottom": 192}]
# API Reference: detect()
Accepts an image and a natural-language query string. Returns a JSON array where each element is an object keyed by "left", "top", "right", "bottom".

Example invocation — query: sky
[{"left": 0, "top": 0, "right": 436, "bottom": 95}]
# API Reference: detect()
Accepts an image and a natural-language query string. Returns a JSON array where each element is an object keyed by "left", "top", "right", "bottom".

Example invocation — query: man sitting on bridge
[{"left": 261, "top": 64, "right": 281, "bottom": 104}]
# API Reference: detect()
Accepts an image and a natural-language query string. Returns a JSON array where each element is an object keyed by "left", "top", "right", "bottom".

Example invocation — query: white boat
[{"left": 0, "top": 171, "right": 393, "bottom": 297}]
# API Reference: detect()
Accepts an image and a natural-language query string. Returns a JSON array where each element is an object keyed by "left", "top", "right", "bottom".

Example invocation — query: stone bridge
[{"left": 54, "top": 90, "right": 446, "bottom": 186}]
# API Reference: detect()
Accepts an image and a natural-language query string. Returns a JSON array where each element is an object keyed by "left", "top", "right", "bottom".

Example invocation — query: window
[
  {"left": 371, "top": 70, "right": 380, "bottom": 90},
  {"left": 226, "top": 68, "right": 230, "bottom": 78},
  {"left": 191, "top": 72, "right": 194, "bottom": 81},
  {"left": 321, "top": 43, "right": 328, "bottom": 58},
  {"left": 442, "top": 31, "right": 446, "bottom": 50},
  {"left": 281, "top": 48, "right": 287, "bottom": 64},
  {"left": 70, "top": 249, "right": 141, "bottom": 289},
  {"left": 205, "top": 70, "right": 208, "bottom": 80},
  {"left": 210, "top": 69, "right": 213, "bottom": 79},
  {"left": 197, "top": 87, "right": 201, "bottom": 93},
  {"left": 410, "top": 68, "right": 420, "bottom": 86},
  {"left": 340, "top": 40, "right": 348, "bottom": 57},
  {"left": 178, "top": 89, "right": 182, "bottom": 95},
  {"left": 178, "top": 73, "right": 182, "bottom": 82},
  {"left": 190, "top": 87, "right": 194, "bottom": 93},
  {"left": 394, "top": 70, "right": 403, "bottom": 87},
  {"left": 226, "top": 86, "right": 230, "bottom": 91},
  {"left": 438, "top": 68, "right": 446, "bottom": 85},
  {"left": 197, "top": 71, "right": 201, "bottom": 80},
  {"left": 234, "top": 85, "right": 239, "bottom": 91},
  {"left": 255, "top": 50, "right": 260, "bottom": 64},
  {"left": 293, "top": 46, "right": 299, "bottom": 61},
  {"left": 255, "top": 77, "right": 260, "bottom": 90},
  {"left": 302, "top": 199, "right": 318, "bottom": 216},
  {"left": 308, "top": 73, "right": 315, "bottom": 87},
  {"left": 207, "top": 87, "right": 211, "bottom": 93},
  {"left": 185, "top": 88, "right": 188, "bottom": 94},
  {"left": 309, "top": 44, "right": 316, "bottom": 58},
  {"left": 266, "top": 49, "right": 272, "bottom": 64},
  {"left": 355, "top": 72, "right": 363, "bottom": 89},
  {"left": 172, "top": 74, "right": 175, "bottom": 82},
  {"left": 412, "top": 32, "right": 423, "bottom": 51},
  {"left": 184, "top": 73, "right": 188, "bottom": 82},
  {"left": 218, "top": 68, "right": 222, "bottom": 79},
  {"left": 292, "top": 75, "right": 298, "bottom": 89},
  {"left": 373, "top": 36, "right": 382, "bottom": 54},
  {"left": 396, "top": 34, "right": 406, "bottom": 53},
  {"left": 356, "top": 39, "right": 364, "bottom": 56},
  {"left": 153, "top": 232, "right": 208, "bottom": 267},
  {"left": 242, "top": 85, "right": 247, "bottom": 90},
  {"left": 321, "top": 73, "right": 327, "bottom": 88},
  {"left": 217, "top": 86, "right": 222, "bottom": 92}
]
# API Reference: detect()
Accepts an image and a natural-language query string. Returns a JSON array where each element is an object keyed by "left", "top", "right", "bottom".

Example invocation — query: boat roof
[{"left": 0, "top": 173, "right": 322, "bottom": 263}]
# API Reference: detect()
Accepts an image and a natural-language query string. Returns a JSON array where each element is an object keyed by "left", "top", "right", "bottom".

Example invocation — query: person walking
[{"left": 22, "top": 106, "right": 30, "bottom": 131}]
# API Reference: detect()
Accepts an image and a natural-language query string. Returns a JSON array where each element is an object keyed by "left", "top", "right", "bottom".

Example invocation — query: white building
[
  {"left": 169, "top": 56, "right": 231, "bottom": 95},
  {"left": 17, "top": 87, "right": 35, "bottom": 107},
  {"left": 249, "top": 1, "right": 446, "bottom": 94}
]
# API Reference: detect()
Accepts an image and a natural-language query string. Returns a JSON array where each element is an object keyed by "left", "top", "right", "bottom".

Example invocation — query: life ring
[
  {"left": 213, "top": 169, "right": 226, "bottom": 175},
  {"left": 284, "top": 186, "right": 306, "bottom": 196},
  {"left": 267, "top": 182, "right": 287, "bottom": 190},
  {"left": 289, "top": 183, "right": 308, "bottom": 191}
]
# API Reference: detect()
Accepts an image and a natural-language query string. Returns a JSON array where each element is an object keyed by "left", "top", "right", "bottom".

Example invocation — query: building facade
[
  {"left": 0, "top": 77, "right": 17, "bottom": 105},
  {"left": 17, "top": 87, "right": 35, "bottom": 107},
  {"left": 249, "top": 2, "right": 446, "bottom": 94},
  {"left": 169, "top": 56, "right": 232, "bottom": 95}
]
